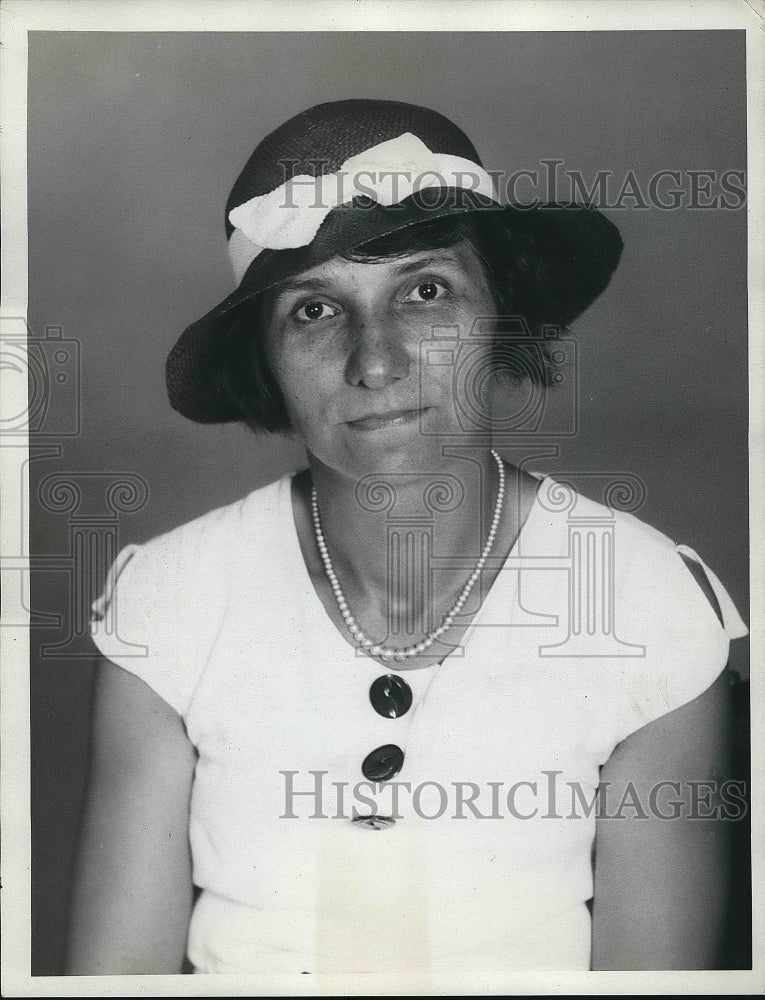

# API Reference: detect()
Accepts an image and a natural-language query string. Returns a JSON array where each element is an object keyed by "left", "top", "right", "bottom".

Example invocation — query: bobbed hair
[{"left": 212, "top": 212, "right": 564, "bottom": 435}]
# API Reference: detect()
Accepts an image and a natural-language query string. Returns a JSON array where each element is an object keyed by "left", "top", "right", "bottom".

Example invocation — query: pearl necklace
[{"left": 310, "top": 449, "right": 506, "bottom": 662}]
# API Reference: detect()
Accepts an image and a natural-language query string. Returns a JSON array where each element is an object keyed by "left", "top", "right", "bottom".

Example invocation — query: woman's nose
[{"left": 344, "top": 312, "right": 411, "bottom": 390}]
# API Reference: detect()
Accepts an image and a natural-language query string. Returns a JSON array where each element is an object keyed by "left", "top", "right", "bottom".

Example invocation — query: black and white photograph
[{"left": 1, "top": 1, "right": 762, "bottom": 995}]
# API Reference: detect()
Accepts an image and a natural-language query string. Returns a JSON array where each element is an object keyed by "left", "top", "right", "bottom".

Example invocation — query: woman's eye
[
  {"left": 404, "top": 281, "right": 449, "bottom": 303},
  {"left": 294, "top": 301, "right": 339, "bottom": 323}
]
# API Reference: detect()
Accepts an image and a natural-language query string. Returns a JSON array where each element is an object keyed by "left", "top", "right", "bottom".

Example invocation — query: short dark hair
[{"left": 214, "top": 212, "right": 562, "bottom": 435}]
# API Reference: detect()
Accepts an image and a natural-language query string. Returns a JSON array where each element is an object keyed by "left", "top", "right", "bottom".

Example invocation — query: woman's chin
[{"left": 308, "top": 440, "right": 465, "bottom": 482}]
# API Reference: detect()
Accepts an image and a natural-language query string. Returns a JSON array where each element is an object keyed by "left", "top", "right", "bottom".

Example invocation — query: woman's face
[{"left": 261, "top": 237, "right": 498, "bottom": 477}]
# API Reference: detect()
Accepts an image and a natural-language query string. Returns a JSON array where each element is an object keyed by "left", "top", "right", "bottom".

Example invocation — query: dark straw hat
[{"left": 166, "top": 99, "right": 623, "bottom": 423}]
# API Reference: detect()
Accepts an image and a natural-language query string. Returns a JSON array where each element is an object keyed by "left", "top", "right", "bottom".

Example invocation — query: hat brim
[{"left": 166, "top": 194, "right": 623, "bottom": 423}]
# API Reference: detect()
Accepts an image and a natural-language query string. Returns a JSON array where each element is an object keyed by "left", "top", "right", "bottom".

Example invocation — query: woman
[{"left": 66, "top": 100, "right": 748, "bottom": 974}]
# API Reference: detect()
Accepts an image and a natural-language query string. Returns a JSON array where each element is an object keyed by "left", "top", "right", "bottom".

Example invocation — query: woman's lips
[{"left": 345, "top": 407, "right": 430, "bottom": 431}]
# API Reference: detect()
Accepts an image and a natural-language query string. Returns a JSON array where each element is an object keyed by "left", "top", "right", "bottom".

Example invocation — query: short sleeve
[
  {"left": 612, "top": 535, "right": 748, "bottom": 744},
  {"left": 90, "top": 532, "right": 210, "bottom": 717}
]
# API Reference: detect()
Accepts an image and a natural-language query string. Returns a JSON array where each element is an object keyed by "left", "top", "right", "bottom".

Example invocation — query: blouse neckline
[{"left": 277, "top": 470, "right": 549, "bottom": 674}]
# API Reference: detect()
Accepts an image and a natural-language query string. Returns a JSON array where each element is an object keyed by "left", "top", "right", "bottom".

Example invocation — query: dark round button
[
  {"left": 361, "top": 743, "right": 404, "bottom": 781},
  {"left": 369, "top": 674, "right": 413, "bottom": 719},
  {"left": 351, "top": 815, "right": 396, "bottom": 830}
]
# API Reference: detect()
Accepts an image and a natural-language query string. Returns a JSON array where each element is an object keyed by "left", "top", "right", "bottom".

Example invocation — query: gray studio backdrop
[{"left": 27, "top": 32, "right": 749, "bottom": 973}]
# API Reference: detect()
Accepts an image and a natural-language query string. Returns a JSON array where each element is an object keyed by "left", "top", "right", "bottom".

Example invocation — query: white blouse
[{"left": 90, "top": 474, "right": 748, "bottom": 973}]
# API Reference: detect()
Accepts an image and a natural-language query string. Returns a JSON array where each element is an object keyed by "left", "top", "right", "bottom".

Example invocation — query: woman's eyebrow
[
  {"left": 392, "top": 253, "right": 461, "bottom": 277},
  {"left": 272, "top": 276, "right": 331, "bottom": 295},
  {"left": 272, "top": 253, "right": 461, "bottom": 297}
]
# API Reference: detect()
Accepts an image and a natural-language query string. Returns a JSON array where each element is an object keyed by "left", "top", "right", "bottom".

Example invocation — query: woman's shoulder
[
  {"left": 532, "top": 475, "right": 747, "bottom": 639},
  {"left": 531, "top": 476, "right": 747, "bottom": 745},
  {"left": 90, "top": 473, "right": 297, "bottom": 716},
  {"left": 133, "top": 473, "right": 293, "bottom": 565},
  {"left": 92, "top": 473, "right": 294, "bottom": 628},
  {"left": 534, "top": 472, "right": 705, "bottom": 562}
]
